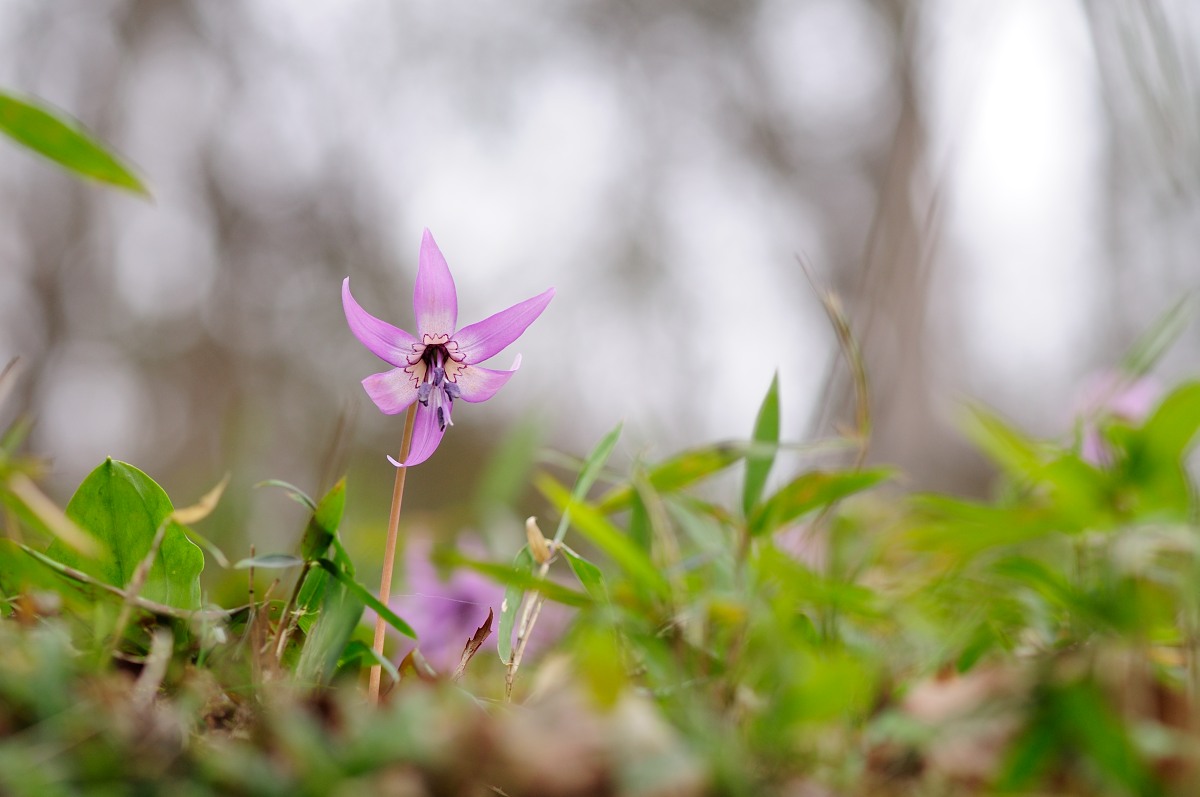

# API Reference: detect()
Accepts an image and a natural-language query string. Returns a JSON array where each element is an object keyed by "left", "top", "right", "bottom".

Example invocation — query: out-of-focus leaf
[
  {"left": 561, "top": 547, "right": 608, "bottom": 603},
  {"left": 743, "top": 372, "right": 780, "bottom": 517},
  {"left": 314, "top": 558, "right": 415, "bottom": 639},
  {"left": 598, "top": 442, "right": 746, "bottom": 514},
  {"left": 0, "top": 90, "right": 148, "bottom": 194},
  {"left": 497, "top": 546, "right": 534, "bottom": 662},
  {"left": 234, "top": 553, "right": 305, "bottom": 570},
  {"left": 907, "top": 496, "right": 1061, "bottom": 558},
  {"left": 295, "top": 573, "right": 362, "bottom": 687},
  {"left": 170, "top": 475, "right": 230, "bottom": 525},
  {"left": 1119, "top": 381, "right": 1200, "bottom": 516},
  {"left": 749, "top": 468, "right": 890, "bottom": 538},
  {"left": 300, "top": 478, "right": 346, "bottom": 561},
  {"left": 473, "top": 415, "right": 542, "bottom": 521},
  {"left": 574, "top": 621, "right": 625, "bottom": 708},
  {"left": 961, "top": 403, "right": 1043, "bottom": 479},
  {"left": 1138, "top": 381, "right": 1200, "bottom": 462},
  {"left": 3, "top": 473, "right": 99, "bottom": 556},
  {"left": 1119, "top": 294, "right": 1194, "bottom": 377},
  {"left": 47, "top": 459, "right": 203, "bottom": 610},
  {"left": 254, "top": 479, "right": 317, "bottom": 511},
  {"left": 339, "top": 639, "right": 400, "bottom": 686},
  {"left": 434, "top": 547, "right": 590, "bottom": 607},
  {"left": 553, "top": 422, "right": 623, "bottom": 543},
  {"left": 538, "top": 473, "right": 670, "bottom": 599}
]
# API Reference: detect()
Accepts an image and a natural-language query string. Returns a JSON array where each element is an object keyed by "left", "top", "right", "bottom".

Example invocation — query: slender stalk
[{"left": 368, "top": 403, "right": 418, "bottom": 704}]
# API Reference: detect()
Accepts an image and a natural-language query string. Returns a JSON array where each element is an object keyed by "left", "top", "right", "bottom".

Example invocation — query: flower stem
[{"left": 368, "top": 403, "right": 417, "bottom": 704}]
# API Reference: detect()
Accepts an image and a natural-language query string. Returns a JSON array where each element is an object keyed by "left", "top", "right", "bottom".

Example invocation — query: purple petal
[
  {"left": 343, "top": 279, "right": 419, "bottom": 366},
  {"left": 413, "top": 229, "right": 458, "bottom": 340},
  {"left": 453, "top": 357, "right": 521, "bottom": 403},
  {"left": 452, "top": 288, "right": 554, "bottom": 364},
  {"left": 362, "top": 367, "right": 420, "bottom": 415},
  {"left": 401, "top": 402, "right": 449, "bottom": 466}
]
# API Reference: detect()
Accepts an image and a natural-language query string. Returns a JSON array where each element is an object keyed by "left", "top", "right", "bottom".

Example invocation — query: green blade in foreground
[
  {"left": 743, "top": 372, "right": 780, "bottom": 517},
  {"left": 0, "top": 91, "right": 148, "bottom": 195}
]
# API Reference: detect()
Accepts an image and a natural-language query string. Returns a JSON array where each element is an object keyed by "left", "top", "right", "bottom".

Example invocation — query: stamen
[
  {"left": 445, "top": 382, "right": 461, "bottom": 400},
  {"left": 417, "top": 384, "right": 432, "bottom": 405}
]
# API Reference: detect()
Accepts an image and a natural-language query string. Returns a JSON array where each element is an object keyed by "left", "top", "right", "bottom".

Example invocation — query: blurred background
[{"left": 0, "top": 0, "right": 1197, "bottom": 577}]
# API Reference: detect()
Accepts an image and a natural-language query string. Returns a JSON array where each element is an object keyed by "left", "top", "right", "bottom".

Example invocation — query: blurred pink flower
[
  {"left": 388, "top": 536, "right": 572, "bottom": 673},
  {"left": 1074, "top": 371, "right": 1162, "bottom": 465}
]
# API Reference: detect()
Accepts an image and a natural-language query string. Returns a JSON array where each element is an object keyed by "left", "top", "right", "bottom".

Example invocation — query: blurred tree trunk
[{"left": 828, "top": 0, "right": 990, "bottom": 494}]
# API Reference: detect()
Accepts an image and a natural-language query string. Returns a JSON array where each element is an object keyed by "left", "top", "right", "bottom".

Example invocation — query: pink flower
[{"left": 343, "top": 229, "right": 554, "bottom": 465}]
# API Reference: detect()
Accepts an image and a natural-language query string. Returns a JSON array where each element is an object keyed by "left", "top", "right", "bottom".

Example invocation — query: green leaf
[
  {"left": 0, "top": 91, "right": 147, "bottom": 195},
  {"left": 234, "top": 554, "right": 305, "bottom": 570},
  {"left": 47, "top": 459, "right": 203, "bottom": 610},
  {"left": 743, "top": 372, "right": 780, "bottom": 517},
  {"left": 1119, "top": 294, "right": 1195, "bottom": 377},
  {"left": 315, "top": 559, "right": 416, "bottom": 639},
  {"left": 960, "top": 403, "right": 1043, "bottom": 478},
  {"left": 560, "top": 547, "right": 609, "bottom": 603},
  {"left": 300, "top": 478, "right": 345, "bottom": 561},
  {"left": 295, "top": 571, "right": 363, "bottom": 687},
  {"left": 750, "top": 468, "right": 890, "bottom": 537},
  {"left": 598, "top": 441, "right": 747, "bottom": 514},
  {"left": 497, "top": 546, "right": 534, "bottom": 662},
  {"left": 434, "top": 547, "right": 591, "bottom": 608},
  {"left": 254, "top": 479, "right": 317, "bottom": 511},
  {"left": 338, "top": 639, "right": 400, "bottom": 686},
  {"left": 538, "top": 474, "right": 670, "bottom": 599},
  {"left": 553, "top": 422, "right": 623, "bottom": 544},
  {"left": 1138, "top": 381, "right": 1200, "bottom": 462}
]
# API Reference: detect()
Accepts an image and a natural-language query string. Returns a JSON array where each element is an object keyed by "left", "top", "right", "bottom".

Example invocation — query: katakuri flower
[{"left": 343, "top": 229, "right": 554, "bottom": 466}]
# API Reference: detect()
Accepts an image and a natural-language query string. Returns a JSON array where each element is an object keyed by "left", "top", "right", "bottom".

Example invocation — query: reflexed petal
[
  {"left": 362, "top": 367, "right": 420, "bottom": 415},
  {"left": 452, "top": 288, "right": 554, "bottom": 364},
  {"left": 453, "top": 357, "right": 522, "bottom": 404},
  {"left": 401, "top": 402, "right": 449, "bottom": 466},
  {"left": 413, "top": 229, "right": 458, "bottom": 339},
  {"left": 343, "top": 279, "right": 419, "bottom": 366}
]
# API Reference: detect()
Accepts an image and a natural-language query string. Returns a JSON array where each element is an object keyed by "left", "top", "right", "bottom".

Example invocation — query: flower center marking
[{"left": 408, "top": 335, "right": 464, "bottom": 432}]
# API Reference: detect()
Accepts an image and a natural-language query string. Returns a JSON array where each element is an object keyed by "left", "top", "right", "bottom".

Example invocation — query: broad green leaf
[
  {"left": 598, "top": 441, "right": 747, "bottom": 514},
  {"left": 1120, "top": 381, "right": 1200, "bottom": 515},
  {"left": 560, "top": 548, "right": 608, "bottom": 603},
  {"left": 554, "top": 421, "right": 622, "bottom": 544},
  {"left": 743, "top": 372, "right": 780, "bottom": 517},
  {"left": 0, "top": 91, "right": 147, "bottom": 194},
  {"left": 538, "top": 474, "right": 669, "bottom": 598},
  {"left": 234, "top": 553, "right": 305, "bottom": 570},
  {"left": 315, "top": 559, "right": 416, "bottom": 639},
  {"left": 47, "top": 459, "right": 203, "bottom": 610},
  {"left": 1138, "top": 381, "right": 1200, "bottom": 462},
  {"left": 300, "top": 478, "right": 345, "bottom": 561},
  {"left": 750, "top": 468, "right": 890, "bottom": 538},
  {"left": 497, "top": 546, "right": 534, "bottom": 662}
]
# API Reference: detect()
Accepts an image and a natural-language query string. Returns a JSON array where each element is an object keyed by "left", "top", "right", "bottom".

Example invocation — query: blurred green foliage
[{"left": 3, "top": 351, "right": 1200, "bottom": 794}]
